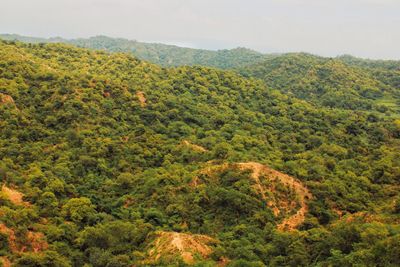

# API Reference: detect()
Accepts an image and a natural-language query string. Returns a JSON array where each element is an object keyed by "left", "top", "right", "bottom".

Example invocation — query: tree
[
  {"left": 115, "top": 172, "right": 135, "bottom": 190},
  {"left": 61, "top": 197, "right": 96, "bottom": 224},
  {"left": 38, "top": 192, "right": 59, "bottom": 216},
  {"left": 394, "top": 196, "right": 400, "bottom": 214},
  {"left": 14, "top": 251, "right": 70, "bottom": 267},
  {"left": 212, "top": 142, "right": 232, "bottom": 160}
]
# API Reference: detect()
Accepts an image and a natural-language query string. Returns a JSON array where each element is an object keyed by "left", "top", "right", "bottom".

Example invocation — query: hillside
[
  {"left": 0, "top": 34, "right": 268, "bottom": 69},
  {"left": 337, "top": 54, "right": 400, "bottom": 71},
  {"left": 0, "top": 40, "right": 399, "bottom": 266},
  {"left": 240, "top": 53, "right": 400, "bottom": 114}
]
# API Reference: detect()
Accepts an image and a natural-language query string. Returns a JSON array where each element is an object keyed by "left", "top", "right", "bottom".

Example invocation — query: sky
[{"left": 1, "top": 0, "right": 399, "bottom": 59}]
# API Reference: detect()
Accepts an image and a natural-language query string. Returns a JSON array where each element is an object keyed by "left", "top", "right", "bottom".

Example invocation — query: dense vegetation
[
  {"left": 4, "top": 34, "right": 399, "bottom": 114},
  {"left": 0, "top": 40, "right": 399, "bottom": 266},
  {"left": 337, "top": 54, "right": 400, "bottom": 71},
  {"left": 240, "top": 53, "right": 400, "bottom": 113},
  {"left": 0, "top": 34, "right": 268, "bottom": 69}
]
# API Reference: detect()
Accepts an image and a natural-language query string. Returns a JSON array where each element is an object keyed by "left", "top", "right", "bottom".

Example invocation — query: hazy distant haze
[{"left": 1, "top": 0, "right": 399, "bottom": 59}]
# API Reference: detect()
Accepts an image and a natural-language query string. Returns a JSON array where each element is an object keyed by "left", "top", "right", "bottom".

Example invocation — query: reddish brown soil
[
  {"left": 191, "top": 162, "right": 311, "bottom": 230},
  {"left": 136, "top": 91, "right": 146, "bottom": 107},
  {"left": 0, "top": 257, "right": 11, "bottom": 267},
  {"left": 237, "top": 162, "right": 312, "bottom": 231},
  {"left": 1, "top": 185, "right": 30, "bottom": 207},
  {"left": 26, "top": 231, "right": 48, "bottom": 253},
  {"left": 0, "top": 93, "right": 14, "bottom": 104},
  {"left": 0, "top": 223, "right": 48, "bottom": 254},
  {"left": 218, "top": 257, "right": 230, "bottom": 267},
  {"left": 0, "top": 224, "right": 18, "bottom": 253},
  {"left": 332, "top": 208, "right": 344, "bottom": 218},
  {"left": 123, "top": 197, "right": 134, "bottom": 208},
  {"left": 146, "top": 231, "right": 216, "bottom": 264}
]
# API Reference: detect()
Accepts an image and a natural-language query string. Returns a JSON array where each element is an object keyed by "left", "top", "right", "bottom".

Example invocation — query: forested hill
[
  {"left": 0, "top": 34, "right": 268, "bottom": 69},
  {"left": 0, "top": 40, "right": 399, "bottom": 266},
  {"left": 240, "top": 53, "right": 400, "bottom": 113},
  {"left": 2, "top": 34, "right": 399, "bottom": 114},
  {"left": 337, "top": 54, "right": 400, "bottom": 71}
]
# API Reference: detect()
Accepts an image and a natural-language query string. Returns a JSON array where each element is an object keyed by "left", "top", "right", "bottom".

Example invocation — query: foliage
[
  {"left": 0, "top": 34, "right": 268, "bottom": 69},
  {"left": 0, "top": 40, "right": 399, "bottom": 266},
  {"left": 240, "top": 53, "right": 400, "bottom": 114}
]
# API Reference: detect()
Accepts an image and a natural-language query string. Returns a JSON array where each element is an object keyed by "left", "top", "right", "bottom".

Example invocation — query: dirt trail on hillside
[
  {"left": 146, "top": 231, "right": 216, "bottom": 264},
  {"left": 136, "top": 91, "right": 146, "bottom": 107},
  {"left": 237, "top": 162, "right": 312, "bottom": 231}
]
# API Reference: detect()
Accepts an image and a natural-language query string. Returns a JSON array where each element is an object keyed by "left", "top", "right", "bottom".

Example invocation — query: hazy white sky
[{"left": 1, "top": 0, "right": 399, "bottom": 59}]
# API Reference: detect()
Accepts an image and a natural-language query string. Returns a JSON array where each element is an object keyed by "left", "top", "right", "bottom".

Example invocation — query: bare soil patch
[
  {"left": 136, "top": 91, "right": 146, "bottom": 107},
  {"left": 0, "top": 93, "right": 14, "bottom": 104},
  {"left": 0, "top": 223, "right": 48, "bottom": 254},
  {"left": 237, "top": 162, "right": 312, "bottom": 231},
  {"left": 0, "top": 257, "right": 11, "bottom": 267},
  {"left": 146, "top": 231, "right": 216, "bottom": 264},
  {"left": 0, "top": 223, "right": 18, "bottom": 253},
  {"left": 1, "top": 185, "right": 30, "bottom": 207}
]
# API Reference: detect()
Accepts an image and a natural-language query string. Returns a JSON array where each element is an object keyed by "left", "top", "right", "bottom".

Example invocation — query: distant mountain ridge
[
  {"left": 2, "top": 34, "right": 400, "bottom": 70},
  {"left": 0, "top": 34, "right": 269, "bottom": 69},
  {"left": 2, "top": 34, "right": 399, "bottom": 115}
]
